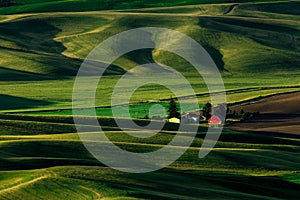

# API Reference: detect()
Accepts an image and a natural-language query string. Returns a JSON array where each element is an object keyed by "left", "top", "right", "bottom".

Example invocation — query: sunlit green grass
[{"left": 1, "top": 1, "right": 300, "bottom": 199}]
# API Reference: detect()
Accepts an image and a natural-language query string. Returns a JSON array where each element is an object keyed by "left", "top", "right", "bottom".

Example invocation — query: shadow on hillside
[
  {"left": 198, "top": 16, "right": 300, "bottom": 52},
  {"left": 0, "top": 94, "right": 52, "bottom": 110},
  {"left": 0, "top": 17, "right": 126, "bottom": 81},
  {"left": 0, "top": 66, "right": 53, "bottom": 81},
  {"left": 239, "top": 1, "right": 300, "bottom": 16},
  {"left": 203, "top": 45, "right": 227, "bottom": 71}
]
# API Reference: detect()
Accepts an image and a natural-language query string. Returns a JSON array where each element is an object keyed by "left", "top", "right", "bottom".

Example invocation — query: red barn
[{"left": 208, "top": 115, "right": 224, "bottom": 126}]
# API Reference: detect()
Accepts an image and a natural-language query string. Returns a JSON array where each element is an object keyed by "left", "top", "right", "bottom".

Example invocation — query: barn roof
[{"left": 208, "top": 115, "right": 225, "bottom": 124}]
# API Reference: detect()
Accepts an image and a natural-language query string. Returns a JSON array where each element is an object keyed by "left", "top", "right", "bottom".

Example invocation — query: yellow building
[{"left": 168, "top": 117, "right": 180, "bottom": 124}]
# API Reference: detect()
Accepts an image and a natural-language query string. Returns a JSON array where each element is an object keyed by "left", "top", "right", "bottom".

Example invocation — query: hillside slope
[{"left": 0, "top": 1, "right": 299, "bottom": 80}]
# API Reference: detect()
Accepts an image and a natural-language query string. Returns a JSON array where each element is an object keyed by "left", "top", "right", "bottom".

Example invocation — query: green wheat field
[{"left": 0, "top": 0, "right": 300, "bottom": 199}]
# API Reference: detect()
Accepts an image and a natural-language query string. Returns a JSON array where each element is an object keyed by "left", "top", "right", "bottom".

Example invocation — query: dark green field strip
[
  {"left": 0, "top": 134, "right": 299, "bottom": 171},
  {"left": 1, "top": 157, "right": 101, "bottom": 170},
  {"left": 0, "top": 114, "right": 208, "bottom": 133},
  {"left": 0, "top": 119, "right": 77, "bottom": 134},
  {"left": 184, "top": 170, "right": 300, "bottom": 200},
  {"left": 0, "top": 129, "right": 299, "bottom": 153},
  {"left": 0, "top": 114, "right": 75, "bottom": 124},
  {"left": 0, "top": 118, "right": 123, "bottom": 134}
]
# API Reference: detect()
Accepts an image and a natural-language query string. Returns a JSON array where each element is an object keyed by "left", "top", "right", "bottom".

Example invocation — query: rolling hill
[
  {"left": 0, "top": 1, "right": 299, "bottom": 79},
  {"left": 0, "top": 1, "right": 299, "bottom": 111},
  {"left": 1, "top": 1, "right": 300, "bottom": 199}
]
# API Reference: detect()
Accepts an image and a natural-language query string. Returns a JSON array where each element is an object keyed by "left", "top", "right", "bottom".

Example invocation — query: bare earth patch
[{"left": 229, "top": 92, "right": 300, "bottom": 136}]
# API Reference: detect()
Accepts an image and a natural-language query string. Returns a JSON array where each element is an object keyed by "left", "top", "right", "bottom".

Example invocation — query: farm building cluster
[{"left": 167, "top": 111, "right": 225, "bottom": 127}]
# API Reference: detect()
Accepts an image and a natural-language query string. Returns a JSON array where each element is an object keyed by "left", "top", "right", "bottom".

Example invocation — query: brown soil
[{"left": 229, "top": 92, "right": 300, "bottom": 135}]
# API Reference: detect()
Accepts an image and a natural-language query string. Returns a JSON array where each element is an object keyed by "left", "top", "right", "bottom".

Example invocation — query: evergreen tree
[
  {"left": 240, "top": 109, "right": 245, "bottom": 115},
  {"left": 202, "top": 102, "right": 212, "bottom": 120},
  {"left": 167, "top": 98, "right": 180, "bottom": 119}
]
